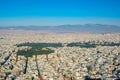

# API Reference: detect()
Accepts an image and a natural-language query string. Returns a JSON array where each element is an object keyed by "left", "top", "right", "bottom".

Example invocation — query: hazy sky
[{"left": 0, "top": 0, "right": 120, "bottom": 26}]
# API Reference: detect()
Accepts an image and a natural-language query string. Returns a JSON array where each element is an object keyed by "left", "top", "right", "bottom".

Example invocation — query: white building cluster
[{"left": 0, "top": 30, "right": 120, "bottom": 80}]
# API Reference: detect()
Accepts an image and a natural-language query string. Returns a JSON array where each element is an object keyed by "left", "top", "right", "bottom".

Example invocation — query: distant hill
[{"left": 0, "top": 24, "right": 120, "bottom": 33}]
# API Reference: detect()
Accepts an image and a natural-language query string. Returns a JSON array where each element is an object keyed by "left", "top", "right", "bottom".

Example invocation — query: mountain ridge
[{"left": 0, "top": 24, "right": 120, "bottom": 33}]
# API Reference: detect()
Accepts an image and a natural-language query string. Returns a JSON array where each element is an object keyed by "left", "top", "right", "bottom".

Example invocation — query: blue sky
[{"left": 0, "top": 0, "right": 120, "bottom": 26}]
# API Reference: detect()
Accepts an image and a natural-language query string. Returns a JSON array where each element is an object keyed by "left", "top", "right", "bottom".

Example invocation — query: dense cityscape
[
  {"left": 0, "top": 0, "right": 120, "bottom": 80},
  {"left": 0, "top": 30, "right": 120, "bottom": 80}
]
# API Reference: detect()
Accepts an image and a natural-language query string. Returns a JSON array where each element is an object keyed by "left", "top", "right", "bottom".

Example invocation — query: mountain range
[{"left": 0, "top": 24, "right": 120, "bottom": 33}]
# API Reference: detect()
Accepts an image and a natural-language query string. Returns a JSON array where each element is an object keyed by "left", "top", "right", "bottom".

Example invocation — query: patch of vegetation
[
  {"left": 17, "top": 47, "right": 54, "bottom": 57},
  {"left": 16, "top": 42, "right": 63, "bottom": 48},
  {"left": 67, "top": 42, "right": 96, "bottom": 48},
  {"left": 67, "top": 42, "right": 120, "bottom": 48}
]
